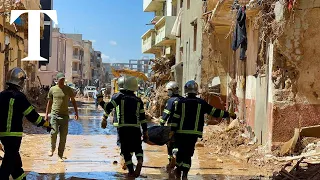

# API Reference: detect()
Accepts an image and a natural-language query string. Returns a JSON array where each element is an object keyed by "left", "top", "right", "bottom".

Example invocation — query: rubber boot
[
  {"left": 134, "top": 159, "right": 143, "bottom": 177},
  {"left": 182, "top": 170, "right": 188, "bottom": 180},
  {"left": 127, "top": 164, "right": 135, "bottom": 177}
]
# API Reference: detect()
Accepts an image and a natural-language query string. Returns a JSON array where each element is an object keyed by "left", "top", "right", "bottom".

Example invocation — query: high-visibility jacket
[
  {"left": 0, "top": 88, "right": 46, "bottom": 137},
  {"left": 160, "top": 94, "right": 183, "bottom": 127},
  {"left": 100, "top": 91, "right": 147, "bottom": 132},
  {"left": 105, "top": 90, "right": 126, "bottom": 127},
  {"left": 171, "top": 96, "right": 230, "bottom": 137}
]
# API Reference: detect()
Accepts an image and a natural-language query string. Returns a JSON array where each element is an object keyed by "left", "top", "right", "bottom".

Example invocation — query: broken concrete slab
[{"left": 280, "top": 128, "right": 300, "bottom": 156}]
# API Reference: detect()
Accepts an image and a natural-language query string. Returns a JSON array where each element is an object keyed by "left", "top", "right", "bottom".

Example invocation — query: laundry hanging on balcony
[
  {"left": 171, "top": 8, "right": 183, "bottom": 37},
  {"left": 231, "top": 6, "right": 247, "bottom": 60}
]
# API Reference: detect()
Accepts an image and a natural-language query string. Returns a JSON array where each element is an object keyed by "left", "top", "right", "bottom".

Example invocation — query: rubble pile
[
  {"left": 25, "top": 87, "right": 49, "bottom": 112},
  {"left": 150, "top": 56, "right": 175, "bottom": 86},
  {"left": 200, "top": 120, "right": 257, "bottom": 155},
  {"left": 23, "top": 119, "right": 48, "bottom": 134},
  {"left": 274, "top": 157, "right": 320, "bottom": 180},
  {"left": 144, "top": 85, "right": 169, "bottom": 120}
]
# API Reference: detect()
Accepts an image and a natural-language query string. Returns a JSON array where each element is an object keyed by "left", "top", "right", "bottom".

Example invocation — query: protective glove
[
  {"left": 43, "top": 121, "right": 54, "bottom": 132},
  {"left": 143, "top": 131, "right": 149, "bottom": 143},
  {"left": 101, "top": 118, "right": 107, "bottom": 129},
  {"left": 229, "top": 112, "right": 237, "bottom": 119}
]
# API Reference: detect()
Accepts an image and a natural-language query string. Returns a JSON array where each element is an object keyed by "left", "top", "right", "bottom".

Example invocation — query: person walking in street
[
  {"left": 170, "top": 80, "right": 237, "bottom": 180},
  {"left": 45, "top": 72, "right": 79, "bottom": 162},
  {"left": 98, "top": 76, "right": 148, "bottom": 178},
  {"left": 159, "top": 81, "right": 183, "bottom": 171},
  {"left": 0, "top": 67, "right": 52, "bottom": 179},
  {"left": 93, "top": 88, "right": 100, "bottom": 109}
]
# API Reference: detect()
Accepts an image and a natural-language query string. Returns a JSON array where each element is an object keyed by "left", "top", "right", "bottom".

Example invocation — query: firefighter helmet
[
  {"left": 184, "top": 80, "right": 198, "bottom": 94},
  {"left": 123, "top": 76, "right": 138, "bottom": 92},
  {"left": 6, "top": 67, "right": 27, "bottom": 88},
  {"left": 118, "top": 76, "right": 125, "bottom": 90},
  {"left": 165, "top": 81, "right": 179, "bottom": 95}
]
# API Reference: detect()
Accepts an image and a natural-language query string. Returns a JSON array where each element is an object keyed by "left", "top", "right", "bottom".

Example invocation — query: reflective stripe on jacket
[
  {"left": 0, "top": 88, "right": 46, "bottom": 137},
  {"left": 100, "top": 91, "right": 147, "bottom": 132},
  {"left": 171, "top": 97, "right": 230, "bottom": 137}
]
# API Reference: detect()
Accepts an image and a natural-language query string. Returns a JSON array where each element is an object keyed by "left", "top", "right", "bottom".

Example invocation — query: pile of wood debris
[
  {"left": 25, "top": 87, "right": 49, "bottom": 112},
  {"left": 143, "top": 85, "right": 169, "bottom": 120},
  {"left": 150, "top": 56, "right": 175, "bottom": 86}
]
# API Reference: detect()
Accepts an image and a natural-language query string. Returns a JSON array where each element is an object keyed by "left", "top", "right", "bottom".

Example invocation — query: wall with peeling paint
[{"left": 271, "top": 0, "right": 320, "bottom": 142}]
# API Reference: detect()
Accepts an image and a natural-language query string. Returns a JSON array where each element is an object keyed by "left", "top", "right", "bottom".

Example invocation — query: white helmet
[{"left": 165, "top": 81, "right": 179, "bottom": 95}]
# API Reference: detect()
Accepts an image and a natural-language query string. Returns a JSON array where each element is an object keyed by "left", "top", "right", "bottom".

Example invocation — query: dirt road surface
[{"left": 5, "top": 99, "right": 273, "bottom": 179}]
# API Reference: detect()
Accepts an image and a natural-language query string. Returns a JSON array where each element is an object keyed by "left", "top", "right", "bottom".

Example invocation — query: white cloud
[
  {"left": 101, "top": 54, "right": 110, "bottom": 61},
  {"left": 109, "top": 40, "right": 117, "bottom": 46}
]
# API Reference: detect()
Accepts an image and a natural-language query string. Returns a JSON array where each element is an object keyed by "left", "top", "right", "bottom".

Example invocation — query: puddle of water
[{"left": 20, "top": 100, "right": 273, "bottom": 180}]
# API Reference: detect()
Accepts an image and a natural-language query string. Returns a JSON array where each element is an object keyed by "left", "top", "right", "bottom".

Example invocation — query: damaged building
[{"left": 202, "top": 0, "right": 320, "bottom": 149}]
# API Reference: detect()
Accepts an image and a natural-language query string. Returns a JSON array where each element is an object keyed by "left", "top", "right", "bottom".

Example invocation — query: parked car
[{"left": 84, "top": 86, "right": 96, "bottom": 98}]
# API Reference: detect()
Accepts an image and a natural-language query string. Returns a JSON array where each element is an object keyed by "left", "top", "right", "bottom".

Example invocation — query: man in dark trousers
[
  {"left": 171, "top": 80, "right": 237, "bottom": 179},
  {"left": 98, "top": 76, "right": 148, "bottom": 177},
  {"left": 0, "top": 67, "right": 52, "bottom": 180},
  {"left": 160, "top": 81, "right": 183, "bottom": 171},
  {"left": 102, "top": 76, "right": 129, "bottom": 170}
]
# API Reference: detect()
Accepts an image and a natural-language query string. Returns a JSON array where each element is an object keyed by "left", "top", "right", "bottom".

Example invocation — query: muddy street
[{"left": 11, "top": 99, "right": 273, "bottom": 180}]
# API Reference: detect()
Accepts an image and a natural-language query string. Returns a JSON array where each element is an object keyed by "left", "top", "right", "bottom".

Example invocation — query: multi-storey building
[
  {"left": 141, "top": 0, "right": 177, "bottom": 59},
  {"left": 64, "top": 34, "right": 84, "bottom": 86},
  {"left": 38, "top": 28, "right": 66, "bottom": 86},
  {"left": 0, "top": 0, "right": 44, "bottom": 90}
]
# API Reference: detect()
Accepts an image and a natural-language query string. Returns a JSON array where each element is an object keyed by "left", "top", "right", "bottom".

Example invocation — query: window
[
  {"left": 72, "top": 62, "right": 78, "bottom": 71},
  {"left": 193, "top": 23, "right": 197, "bottom": 51},
  {"left": 187, "top": 0, "right": 190, "bottom": 9},
  {"left": 180, "top": 0, "right": 183, "bottom": 8},
  {"left": 73, "top": 48, "right": 78, "bottom": 56}
]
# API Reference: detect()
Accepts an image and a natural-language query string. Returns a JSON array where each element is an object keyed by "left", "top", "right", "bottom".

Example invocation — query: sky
[{"left": 53, "top": 0, "right": 155, "bottom": 63}]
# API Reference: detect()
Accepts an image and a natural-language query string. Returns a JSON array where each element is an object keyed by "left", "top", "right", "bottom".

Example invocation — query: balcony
[
  {"left": 141, "top": 29, "right": 161, "bottom": 54},
  {"left": 143, "top": 0, "right": 165, "bottom": 12},
  {"left": 73, "top": 41, "right": 84, "bottom": 49},
  {"left": 72, "top": 70, "right": 81, "bottom": 77},
  {"left": 72, "top": 55, "right": 81, "bottom": 62},
  {"left": 155, "top": 16, "right": 176, "bottom": 46}
]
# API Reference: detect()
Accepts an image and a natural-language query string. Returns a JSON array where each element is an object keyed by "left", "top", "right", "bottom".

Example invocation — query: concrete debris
[
  {"left": 280, "top": 125, "right": 320, "bottom": 156},
  {"left": 226, "top": 119, "right": 240, "bottom": 132}
]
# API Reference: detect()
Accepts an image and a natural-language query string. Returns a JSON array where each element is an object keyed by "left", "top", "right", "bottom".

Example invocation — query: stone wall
[{"left": 271, "top": 0, "right": 320, "bottom": 142}]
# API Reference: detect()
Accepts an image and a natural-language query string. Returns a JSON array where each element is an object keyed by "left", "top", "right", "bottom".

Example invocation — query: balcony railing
[
  {"left": 155, "top": 16, "right": 176, "bottom": 45},
  {"left": 143, "top": 0, "right": 165, "bottom": 12},
  {"left": 141, "top": 29, "right": 157, "bottom": 53}
]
